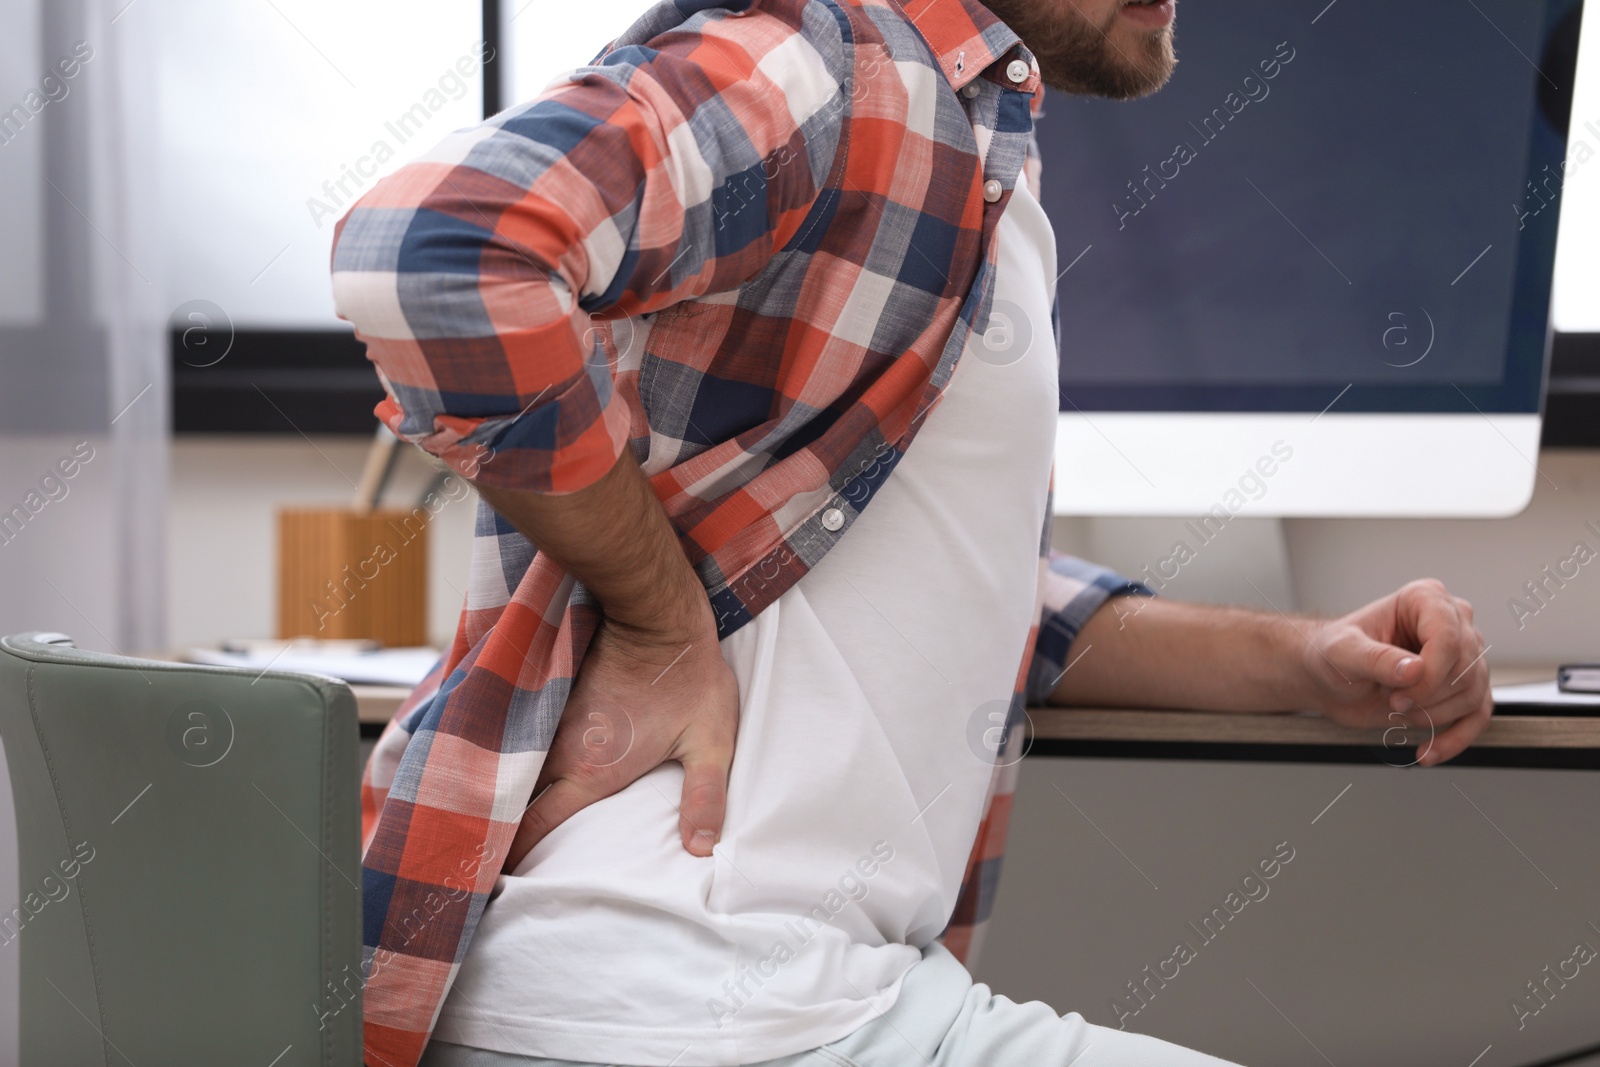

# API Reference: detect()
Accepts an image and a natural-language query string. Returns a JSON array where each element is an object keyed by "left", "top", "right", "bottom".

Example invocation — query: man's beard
[{"left": 984, "top": 0, "right": 1177, "bottom": 100}]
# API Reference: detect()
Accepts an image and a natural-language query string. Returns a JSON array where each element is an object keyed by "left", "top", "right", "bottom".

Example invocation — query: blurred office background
[{"left": 1, "top": 1, "right": 1599, "bottom": 1065}]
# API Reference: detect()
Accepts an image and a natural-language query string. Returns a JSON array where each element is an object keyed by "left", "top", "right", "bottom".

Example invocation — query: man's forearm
[
  {"left": 1048, "top": 597, "right": 1322, "bottom": 712},
  {"left": 475, "top": 450, "right": 710, "bottom": 640}
]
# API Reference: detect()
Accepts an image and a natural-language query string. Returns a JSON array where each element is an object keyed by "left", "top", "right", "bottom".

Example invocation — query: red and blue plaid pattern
[{"left": 332, "top": 0, "right": 1146, "bottom": 1062}]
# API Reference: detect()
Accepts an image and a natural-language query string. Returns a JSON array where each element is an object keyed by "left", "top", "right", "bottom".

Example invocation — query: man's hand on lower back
[
  {"left": 474, "top": 450, "right": 743, "bottom": 872},
  {"left": 505, "top": 607, "right": 740, "bottom": 871}
]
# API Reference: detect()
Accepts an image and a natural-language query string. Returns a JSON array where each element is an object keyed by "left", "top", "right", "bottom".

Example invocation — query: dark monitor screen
[{"left": 1042, "top": 0, "right": 1581, "bottom": 413}]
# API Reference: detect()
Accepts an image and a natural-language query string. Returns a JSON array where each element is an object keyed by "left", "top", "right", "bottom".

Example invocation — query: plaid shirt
[{"left": 331, "top": 0, "right": 1146, "bottom": 1062}]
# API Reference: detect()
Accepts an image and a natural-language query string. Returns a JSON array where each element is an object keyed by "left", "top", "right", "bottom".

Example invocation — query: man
[{"left": 331, "top": 0, "right": 1492, "bottom": 1064}]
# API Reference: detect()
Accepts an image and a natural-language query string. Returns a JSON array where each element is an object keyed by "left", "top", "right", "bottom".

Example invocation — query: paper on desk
[
  {"left": 1491, "top": 680, "right": 1600, "bottom": 707},
  {"left": 184, "top": 645, "right": 440, "bottom": 687}
]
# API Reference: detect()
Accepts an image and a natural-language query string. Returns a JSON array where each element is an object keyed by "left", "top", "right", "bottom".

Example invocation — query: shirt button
[
  {"left": 961, "top": 82, "right": 981, "bottom": 99},
  {"left": 982, "top": 179, "right": 1004, "bottom": 203},
  {"left": 1006, "top": 59, "right": 1030, "bottom": 84},
  {"left": 821, "top": 507, "right": 845, "bottom": 531}
]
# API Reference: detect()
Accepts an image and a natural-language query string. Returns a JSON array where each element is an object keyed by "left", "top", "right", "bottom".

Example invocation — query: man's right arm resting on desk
[{"left": 1048, "top": 583, "right": 1494, "bottom": 766}]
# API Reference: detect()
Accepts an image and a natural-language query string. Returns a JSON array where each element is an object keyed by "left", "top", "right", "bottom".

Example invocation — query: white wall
[{"left": 1285, "top": 451, "right": 1600, "bottom": 663}]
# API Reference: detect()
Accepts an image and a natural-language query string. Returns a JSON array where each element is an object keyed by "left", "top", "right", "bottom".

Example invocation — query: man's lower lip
[{"left": 1120, "top": 0, "right": 1175, "bottom": 28}]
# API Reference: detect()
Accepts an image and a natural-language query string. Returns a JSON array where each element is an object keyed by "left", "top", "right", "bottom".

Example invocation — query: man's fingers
[
  {"left": 676, "top": 735, "right": 733, "bottom": 858},
  {"left": 507, "top": 777, "right": 593, "bottom": 872},
  {"left": 1418, "top": 694, "right": 1494, "bottom": 766},
  {"left": 1391, "top": 581, "right": 1465, "bottom": 695},
  {"left": 1397, "top": 686, "right": 1481, "bottom": 735},
  {"left": 1398, "top": 627, "right": 1488, "bottom": 714},
  {"left": 1336, "top": 630, "right": 1421, "bottom": 688}
]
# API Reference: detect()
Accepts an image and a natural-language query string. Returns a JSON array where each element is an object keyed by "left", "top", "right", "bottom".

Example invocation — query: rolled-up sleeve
[
  {"left": 1025, "top": 551, "right": 1153, "bottom": 704},
  {"left": 330, "top": 1, "right": 847, "bottom": 493}
]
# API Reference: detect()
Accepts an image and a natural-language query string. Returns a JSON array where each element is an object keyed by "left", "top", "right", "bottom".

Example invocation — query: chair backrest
[{"left": 0, "top": 632, "right": 362, "bottom": 1066}]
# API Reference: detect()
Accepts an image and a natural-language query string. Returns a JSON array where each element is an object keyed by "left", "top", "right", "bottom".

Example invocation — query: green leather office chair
[{"left": 0, "top": 632, "right": 363, "bottom": 1066}]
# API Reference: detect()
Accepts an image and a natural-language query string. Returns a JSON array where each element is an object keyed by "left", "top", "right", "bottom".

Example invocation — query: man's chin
[
  {"left": 982, "top": 0, "right": 1177, "bottom": 101},
  {"left": 1040, "top": 31, "right": 1176, "bottom": 100}
]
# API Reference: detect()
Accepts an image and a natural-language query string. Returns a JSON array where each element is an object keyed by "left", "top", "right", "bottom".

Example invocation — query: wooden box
[{"left": 276, "top": 508, "right": 428, "bottom": 647}]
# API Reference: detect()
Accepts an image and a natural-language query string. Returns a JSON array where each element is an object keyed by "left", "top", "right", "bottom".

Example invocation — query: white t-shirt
[{"left": 432, "top": 183, "right": 1061, "bottom": 1066}]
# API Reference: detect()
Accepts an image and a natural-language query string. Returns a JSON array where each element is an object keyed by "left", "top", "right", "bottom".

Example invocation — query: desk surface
[
  {"left": 349, "top": 667, "right": 1600, "bottom": 754},
  {"left": 1027, "top": 704, "right": 1600, "bottom": 749},
  {"left": 350, "top": 684, "right": 413, "bottom": 725},
  {"left": 1024, "top": 665, "right": 1600, "bottom": 769}
]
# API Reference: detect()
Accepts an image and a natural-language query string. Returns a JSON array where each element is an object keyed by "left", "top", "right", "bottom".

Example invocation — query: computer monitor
[{"left": 1038, "top": 0, "right": 1584, "bottom": 517}]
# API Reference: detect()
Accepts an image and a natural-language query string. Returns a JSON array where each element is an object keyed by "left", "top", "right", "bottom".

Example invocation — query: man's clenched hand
[{"left": 1300, "top": 579, "right": 1492, "bottom": 765}]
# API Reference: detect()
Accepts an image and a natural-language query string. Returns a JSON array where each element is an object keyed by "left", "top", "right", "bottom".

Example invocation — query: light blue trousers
[{"left": 417, "top": 942, "right": 1246, "bottom": 1067}]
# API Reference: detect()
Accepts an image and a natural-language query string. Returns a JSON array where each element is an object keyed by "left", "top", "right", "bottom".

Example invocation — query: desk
[
  {"left": 351, "top": 683, "right": 412, "bottom": 727},
  {"left": 344, "top": 668, "right": 1600, "bottom": 767},
  {"left": 1024, "top": 665, "right": 1600, "bottom": 770},
  {"left": 994, "top": 664, "right": 1600, "bottom": 1067}
]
